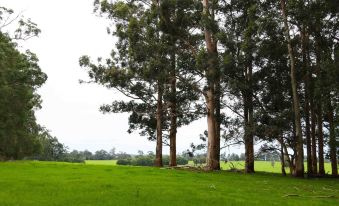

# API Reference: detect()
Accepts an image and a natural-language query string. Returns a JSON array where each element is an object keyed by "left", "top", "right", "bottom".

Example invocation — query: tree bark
[
  {"left": 205, "top": 89, "right": 220, "bottom": 170},
  {"left": 307, "top": 45, "right": 318, "bottom": 175},
  {"left": 215, "top": 75, "right": 221, "bottom": 169},
  {"left": 202, "top": 0, "right": 220, "bottom": 171},
  {"left": 155, "top": 82, "right": 163, "bottom": 167},
  {"left": 301, "top": 27, "right": 312, "bottom": 176},
  {"left": 245, "top": 65, "right": 255, "bottom": 173},
  {"left": 317, "top": 107, "right": 325, "bottom": 176},
  {"left": 310, "top": 85, "right": 318, "bottom": 175},
  {"left": 315, "top": 32, "right": 325, "bottom": 176},
  {"left": 169, "top": 47, "right": 177, "bottom": 167},
  {"left": 328, "top": 103, "right": 338, "bottom": 176},
  {"left": 282, "top": 142, "right": 294, "bottom": 175},
  {"left": 280, "top": 136, "right": 286, "bottom": 176},
  {"left": 280, "top": 0, "right": 304, "bottom": 177},
  {"left": 242, "top": 5, "right": 255, "bottom": 173}
]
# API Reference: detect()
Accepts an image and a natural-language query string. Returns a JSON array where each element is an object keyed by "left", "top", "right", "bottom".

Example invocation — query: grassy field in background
[
  {"left": 85, "top": 160, "right": 117, "bottom": 165},
  {"left": 219, "top": 161, "right": 334, "bottom": 174},
  {"left": 0, "top": 161, "right": 338, "bottom": 206},
  {"left": 85, "top": 160, "right": 334, "bottom": 174}
]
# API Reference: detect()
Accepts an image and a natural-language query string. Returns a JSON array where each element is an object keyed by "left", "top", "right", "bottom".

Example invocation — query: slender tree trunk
[
  {"left": 301, "top": 28, "right": 312, "bottom": 176},
  {"left": 215, "top": 75, "right": 221, "bottom": 169},
  {"left": 242, "top": 5, "right": 255, "bottom": 174},
  {"left": 328, "top": 103, "right": 338, "bottom": 176},
  {"left": 310, "top": 86, "right": 318, "bottom": 175},
  {"left": 307, "top": 44, "right": 317, "bottom": 175},
  {"left": 280, "top": 136, "right": 286, "bottom": 176},
  {"left": 203, "top": 0, "right": 220, "bottom": 171},
  {"left": 282, "top": 142, "right": 293, "bottom": 175},
  {"left": 305, "top": 77, "right": 312, "bottom": 176},
  {"left": 169, "top": 47, "right": 177, "bottom": 167},
  {"left": 155, "top": 82, "right": 163, "bottom": 167},
  {"left": 315, "top": 34, "right": 325, "bottom": 176},
  {"left": 243, "top": 93, "right": 249, "bottom": 169},
  {"left": 244, "top": 68, "right": 254, "bottom": 173},
  {"left": 317, "top": 107, "right": 325, "bottom": 176},
  {"left": 280, "top": 0, "right": 304, "bottom": 177}
]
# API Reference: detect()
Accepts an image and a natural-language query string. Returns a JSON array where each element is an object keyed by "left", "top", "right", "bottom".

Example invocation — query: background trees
[
  {"left": 1, "top": 1, "right": 337, "bottom": 178},
  {"left": 0, "top": 8, "right": 47, "bottom": 159},
  {"left": 79, "top": 0, "right": 338, "bottom": 177}
]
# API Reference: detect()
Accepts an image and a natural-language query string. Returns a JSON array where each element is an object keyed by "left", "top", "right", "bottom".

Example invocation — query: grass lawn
[
  {"left": 0, "top": 161, "right": 338, "bottom": 206},
  {"left": 86, "top": 160, "right": 334, "bottom": 175},
  {"left": 85, "top": 160, "right": 117, "bottom": 165},
  {"left": 220, "top": 161, "right": 334, "bottom": 174}
]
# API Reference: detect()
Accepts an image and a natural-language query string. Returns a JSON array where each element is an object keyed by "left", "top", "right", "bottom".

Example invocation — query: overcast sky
[{"left": 2, "top": 0, "right": 242, "bottom": 155}]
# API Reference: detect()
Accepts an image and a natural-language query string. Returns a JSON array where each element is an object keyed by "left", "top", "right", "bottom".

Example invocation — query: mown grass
[
  {"left": 86, "top": 160, "right": 334, "bottom": 175},
  {"left": 85, "top": 160, "right": 117, "bottom": 165},
  {"left": 219, "top": 161, "right": 334, "bottom": 174},
  {"left": 0, "top": 161, "right": 338, "bottom": 206}
]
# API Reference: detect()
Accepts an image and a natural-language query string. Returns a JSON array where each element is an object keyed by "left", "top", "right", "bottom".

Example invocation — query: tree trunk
[
  {"left": 245, "top": 65, "right": 254, "bottom": 173},
  {"left": 301, "top": 27, "right": 312, "bottom": 176},
  {"left": 307, "top": 44, "right": 318, "bottom": 175},
  {"left": 310, "top": 88, "right": 318, "bottom": 175},
  {"left": 280, "top": 136, "right": 286, "bottom": 176},
  {"left": 169, "top": 48, "right": 177, "bottom": 167},
  {"left": 315, "top": 32, "right": 325, "bottom": 176},
  {"left": 280, "top": 0, "right": 304, "bottom": 177},
  {"left": 215, "top": 75, "right": 221, "bottom": 169},
  {"left": 328, "top": 103, "right": 338, "bottom": 176},
  {"left": 282, "top": 142, "right": 294, "bottom": 175},
  {"left": 203, "top": 0, "right": 220, "bottom": 171},
  {"left": 155, "top": 82, "right": 163, "bottom": 167},
  {"left": 242, "top": 4, "right": 255, "bottom": 174},
  {"left": 317, "top": 107, "right": 325, "bottom": 176},
  {"left": 205, "top": 89, "right": 220, "bottom": 170}
]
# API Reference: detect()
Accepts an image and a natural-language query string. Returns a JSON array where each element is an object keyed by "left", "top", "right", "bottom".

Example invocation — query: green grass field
[
  {"left": 85, "top": 160, "right": 117, "bottom": 165},
  {"left": 85, "top": 160, "right": 334, "bottom": 174},
  {"left": 219, "top": 161, "right": 334, "bottom": 174},
  {"left": 0, "top": 161, "right": 338, "bottom": 206}
]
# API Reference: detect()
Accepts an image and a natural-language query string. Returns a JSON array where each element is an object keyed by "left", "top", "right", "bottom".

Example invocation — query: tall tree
[
  {"left": 280, "top": 0, "right": 304, "bottom": 177},
  {"left": 201, "top": 0, "right": 220, "bottom": 170},
  {"left": 0, "top": 7, "right": 47, "bottom": 160}
]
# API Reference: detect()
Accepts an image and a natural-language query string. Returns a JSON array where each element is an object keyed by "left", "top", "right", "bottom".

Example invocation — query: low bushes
[{"left": 117, "top": 155, "right": 189, "bottom": 166}]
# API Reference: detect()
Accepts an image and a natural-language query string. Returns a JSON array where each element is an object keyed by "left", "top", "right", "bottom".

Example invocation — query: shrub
[
  {"left": 176, "top": 156, "right": 189, "bottom": 165},
  {"left": 116, "top": 155, "right": 188, "bottom": 166},
  {"left": 116, "top": 159, "right": 131, "bottom": 165},
  {"left": 131, "top": 156, "right": 154, "bottom": 166},
  {"left": 162, "top": 155, "right": 169, "bottom": 165},
  {"left": 162, "top": 155, "right": 188, "bottom": 166},
  {"left": 193, "top": 156, "right": 206, "bottom": 165}
]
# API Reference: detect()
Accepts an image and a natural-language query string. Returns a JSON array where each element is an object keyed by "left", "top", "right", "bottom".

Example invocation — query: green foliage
[
  {"left": 117, "top": 159, "right": 132, "bottom": 165},
  {"left": 35, "top": 128, "right": 67, "bottom": 161},
  {"left": 116, "top": 154, "right": 189, "bottom": 166},
  {"left": 0, "top": 30, "right": 47, "bottom": 160}
]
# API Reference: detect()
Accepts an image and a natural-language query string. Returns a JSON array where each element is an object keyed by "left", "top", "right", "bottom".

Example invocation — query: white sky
[{"left": 1, "top": 0, "right": 242, "bottom": 154}]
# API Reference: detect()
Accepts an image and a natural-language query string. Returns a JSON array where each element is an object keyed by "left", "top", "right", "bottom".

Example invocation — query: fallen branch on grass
[{"left": 283, "top": 194, "right": 336, "bottom": 198}]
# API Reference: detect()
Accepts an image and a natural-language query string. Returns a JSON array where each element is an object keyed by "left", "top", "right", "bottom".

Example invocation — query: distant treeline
[{"left": 116, "top": 152, "right": 189, "bottom": 166}]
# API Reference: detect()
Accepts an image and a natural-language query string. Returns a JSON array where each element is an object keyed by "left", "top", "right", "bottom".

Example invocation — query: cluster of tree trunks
[{"left": 83, "top": 0, "right": 338, "bottom": 178}]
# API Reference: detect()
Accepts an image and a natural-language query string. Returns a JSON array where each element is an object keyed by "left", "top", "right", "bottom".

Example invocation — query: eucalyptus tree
[
  {"left": 307, "top": 0, "right": 339, "bottom": 176},
  {"left": 200, "top": 0, "right": 222, "bottom": 170},
  {"left": 218, "top": 0, "right": 263, "bottom": 173},
  {"left": 158, "top": 0, "right": 205, "bottom": 166},
  {"left": 0, "top": 7, "right": 47, "bottom": 159},
  {"left": 279, "top": 0, "right": 305, "bottom": 177},
  {"left": 81, "top": 0, "right": 202, "bottom": 167},
  {"left": 80, "top": 0, "right": 168, "bottom": 166}
]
